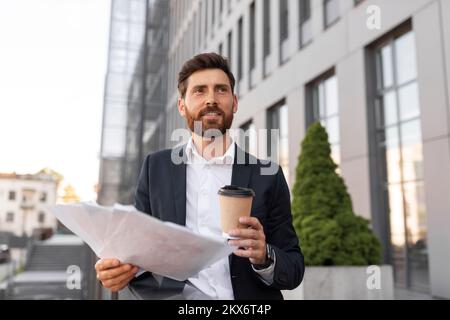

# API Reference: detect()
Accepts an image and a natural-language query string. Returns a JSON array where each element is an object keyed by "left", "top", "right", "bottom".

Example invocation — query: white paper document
[{"left": 48, "top": 202, "right": 235, "bottom": 281}]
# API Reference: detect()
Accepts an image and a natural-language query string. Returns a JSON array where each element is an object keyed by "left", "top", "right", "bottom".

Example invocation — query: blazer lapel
[
  {"left": 171, "top": 144, "right": 187, "bottom": 226},
  {"left": 231, "top": 144, "right": 252, "bottom": 188},
  {"left": 229, "top": 145, "right": 252, "bottom": 269}
]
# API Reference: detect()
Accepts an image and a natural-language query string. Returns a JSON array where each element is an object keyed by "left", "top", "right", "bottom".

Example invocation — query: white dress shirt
[{"left": 182, "top": 137, "right": 275, "bottom": 300}]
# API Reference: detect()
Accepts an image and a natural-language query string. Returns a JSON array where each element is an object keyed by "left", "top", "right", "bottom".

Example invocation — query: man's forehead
[{"left": 187, "top": 69, "right": 230, "bottom": 86}]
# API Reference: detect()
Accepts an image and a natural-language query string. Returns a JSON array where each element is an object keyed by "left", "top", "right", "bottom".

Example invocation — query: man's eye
[
  {"left": 194, "top": 88, "right": 204, "bottom": 94},
  {"left": 218, "top": 87, "right": 227, "bottom": 93}
]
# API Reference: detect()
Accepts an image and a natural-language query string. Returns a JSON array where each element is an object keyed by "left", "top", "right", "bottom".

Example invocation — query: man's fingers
[
  {"left": 228, "top": 217, "right": 264, "bottom": 239},
  {"left": 110, "top": 273, "right": 137, "bottom": 293},
  {"left": 98, "top": 264, "right": 134, "bottom": 281},
  {"left": 95, "top": 258, "right": 120, "bottom": 271},
  {"left": 105, "top": 269, "right": 135, "bottom": 287},
  {"left": 103, "top": 267, "right": 138, "bottom": 288},
  {"left": 239, "top": 217, "right": 263, "bottom": 230},
  {"left": 233, "top": 248, "right": 258, "bottom": 259},
  {"left": 229, "top": 228, "right": 260, "bottom": 240},
  {"left": 228, "top": 239, "right": 259, "bottom": 249}
]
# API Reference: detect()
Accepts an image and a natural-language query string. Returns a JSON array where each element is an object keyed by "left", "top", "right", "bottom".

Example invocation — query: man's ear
[
  {"left": 232, "top": 94, "right": 238, "bottom": 114},
  {"left": 178, "top": 97, "right": 186, "bottom": 118}
]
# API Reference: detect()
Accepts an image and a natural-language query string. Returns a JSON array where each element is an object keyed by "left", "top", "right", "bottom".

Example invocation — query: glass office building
[{"left": 98, "top": 0, "right": 169, "bottom": 206}]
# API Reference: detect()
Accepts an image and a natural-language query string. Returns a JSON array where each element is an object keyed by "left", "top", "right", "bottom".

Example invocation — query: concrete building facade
[{"left": 164, "top": 0, "right": 450, "bottom": 298}]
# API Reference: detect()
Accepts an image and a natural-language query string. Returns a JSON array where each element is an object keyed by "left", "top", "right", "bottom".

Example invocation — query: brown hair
[{"left": 177, "top": 53, "right": 235, "bottom": 98}]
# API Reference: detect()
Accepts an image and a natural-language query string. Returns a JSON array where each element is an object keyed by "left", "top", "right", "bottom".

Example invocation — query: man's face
[{"left": 178, "top": 69, "right": 238, "bottom": 137}]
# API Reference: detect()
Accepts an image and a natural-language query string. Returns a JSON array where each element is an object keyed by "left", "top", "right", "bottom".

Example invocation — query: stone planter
[{"left": 282, "top": 265, "right": 394, "bottom": 300}]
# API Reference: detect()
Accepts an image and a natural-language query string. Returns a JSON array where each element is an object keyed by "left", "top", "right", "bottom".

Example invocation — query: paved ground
[
  {"left": 0, "top": 263, "right": 12, "bottom": 282},
  {"left": 394, "top": 287, "right": 440, "bottom": 300}
]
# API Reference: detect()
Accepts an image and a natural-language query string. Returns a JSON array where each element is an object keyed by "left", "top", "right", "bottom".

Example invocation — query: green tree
[{"left": 291, "top": 122, "right": 381, "bottom": 266}]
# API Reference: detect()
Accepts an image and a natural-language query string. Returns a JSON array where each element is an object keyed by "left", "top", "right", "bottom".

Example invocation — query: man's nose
[{"left": 205, "top": 91, "right": 218, "bottom": 105}]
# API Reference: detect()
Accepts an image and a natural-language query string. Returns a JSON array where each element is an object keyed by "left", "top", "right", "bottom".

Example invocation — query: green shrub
[{"left": 292, "top": 122, "right": 381, "bottom": 266}]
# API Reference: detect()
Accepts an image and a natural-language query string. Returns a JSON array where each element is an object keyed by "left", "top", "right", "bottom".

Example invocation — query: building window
[
  {"left": 204, "top": 0, "right": 208, "bottom": 38},
  {"left": 39, "top": 192, "right": 47, "bottom": 203},
  {"left": 8, "top": 191, "right": 16, "bottom": 201},
  {"left": 193, "top": 13, "right": 197, "bottom": 55},
  {"left": 267, "top": 102, "right": 289, "bottom": 185},
  {"left": 197, "top": 12, "right": 201, "bottom": 49},
  {"left": 199, "top": 1, "right": 203, "bottom": 48},
  {"left": 280, "top": 0, "right": 289, "bottom": 64},
  {"left": 280, "top": 0, "right": 289, "bottom": 41},
  {"left": 263, "top": 0, "right": 271, "bottom": 66},
  {"left": 263, "top": 0, "right": 272, "bottom": 77},
  {"left": 212, "top": 0, "right": 216, "bottom": 28},
  {"left": 299, "top": 0, "right": 312, "bottom": 48},
  {"left": 249, "top": 1, "right": 256, "bottom": 72},
  {"left": 22, "top": 189, "right": 36, "bottom": 206},
  {"left": 219, "top": 42, "right": 223, "bottom": 56},
  {"left": 369, "top": 26, "right": 429, "bottom": 292},
  {"left": 6, "top": 212, "right": 14, "bottom": 223},
  {"left": 240, "top": 120, "right": 257, "bottom": 157},
  {"left": 227, "top": 30, "right": 233, "bottom": 71},
  {"left": 307, "top": 71, "right": 340, "bottom": 167},
  {"left": 324, "top": 0, "right": 340, "bottom": 29},
  {"left": 237, "top": 17, "right": 243, "bottom": 84},
  {"left": 38, "top": 212, "right": 45, "bottom": 223}
]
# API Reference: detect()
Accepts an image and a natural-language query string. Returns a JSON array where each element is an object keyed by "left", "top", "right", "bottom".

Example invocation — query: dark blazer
[{"left": 133, "top": 144, "right": 305, "bottom": 300}]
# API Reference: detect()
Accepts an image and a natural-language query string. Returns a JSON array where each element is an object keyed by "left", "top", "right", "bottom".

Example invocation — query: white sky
[{"left": 0, "top": 0, "right": 111, "bottom": 201}]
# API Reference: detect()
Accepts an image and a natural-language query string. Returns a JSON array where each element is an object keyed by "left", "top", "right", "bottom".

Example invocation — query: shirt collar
[{"left": 185, "top": 137, "right": 235, "bottom": 165}]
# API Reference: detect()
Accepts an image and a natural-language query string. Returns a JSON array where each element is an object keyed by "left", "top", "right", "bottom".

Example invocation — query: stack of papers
[{"left": 48, "top": 202, "right": 235, "bottom": 281}]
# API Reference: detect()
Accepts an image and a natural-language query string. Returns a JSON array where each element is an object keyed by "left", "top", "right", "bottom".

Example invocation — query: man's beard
[{"left": 185, "top": 104, "right": 234, "bottom": 138}]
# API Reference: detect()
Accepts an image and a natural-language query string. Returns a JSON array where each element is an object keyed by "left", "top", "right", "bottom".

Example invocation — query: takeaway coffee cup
[{"left": 218, "top": 185, "right": 255, "bottom": 239}]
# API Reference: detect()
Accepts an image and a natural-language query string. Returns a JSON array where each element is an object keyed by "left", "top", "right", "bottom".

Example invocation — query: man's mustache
[{"left": 197, "top": 105, "right": 224, "bottom": 118}]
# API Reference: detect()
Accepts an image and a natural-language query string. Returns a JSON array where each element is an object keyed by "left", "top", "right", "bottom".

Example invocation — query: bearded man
[{"left": 95, "top": 53, "right": 304, "bottom": 300}]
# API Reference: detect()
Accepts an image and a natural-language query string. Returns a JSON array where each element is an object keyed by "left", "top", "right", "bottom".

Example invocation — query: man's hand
[
  {"left": 95, "top": 258, "right": 139, "bottom": 293},
  {"left": 228, "top": 216, "right": 267, "bottom": 265}
]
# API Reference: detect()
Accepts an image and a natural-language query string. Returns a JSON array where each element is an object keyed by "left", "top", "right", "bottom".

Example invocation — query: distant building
[{"left": 0, "top": 172, "right": 58, "bottom": 238}]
